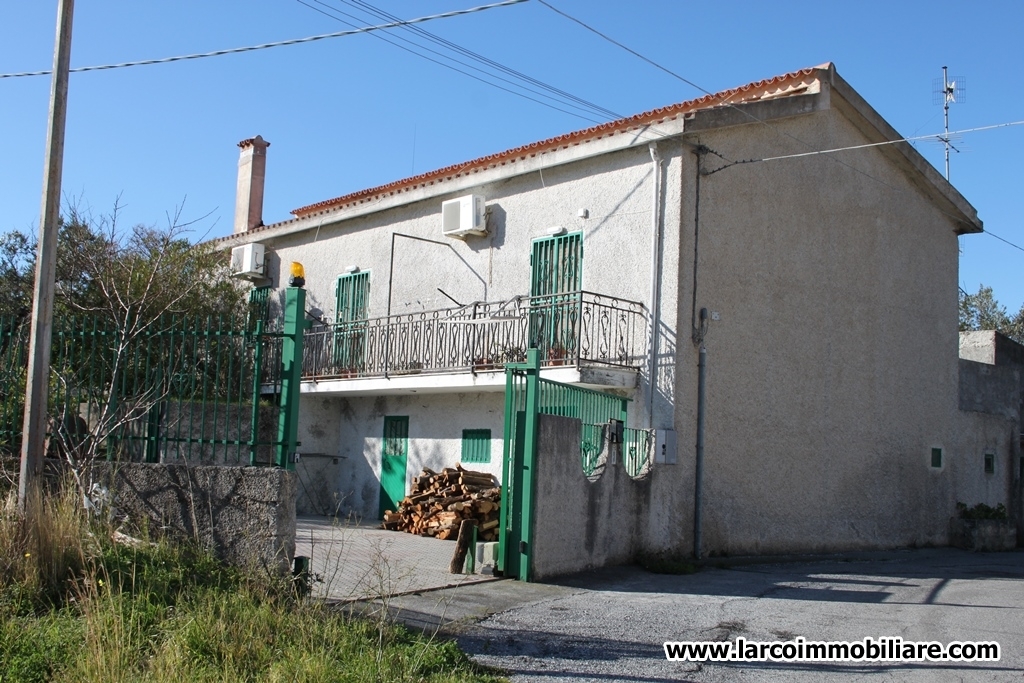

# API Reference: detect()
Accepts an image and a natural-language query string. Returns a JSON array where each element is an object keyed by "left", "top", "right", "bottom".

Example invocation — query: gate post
[
  {"left": 275, "top": 287, "right": 306, "bottom": 470},
  {"left": 518, "top": 347, "right": 540, "bottom": 581},
  {"left": 500, "top": 348, "right": 541, "bottom": 581}
]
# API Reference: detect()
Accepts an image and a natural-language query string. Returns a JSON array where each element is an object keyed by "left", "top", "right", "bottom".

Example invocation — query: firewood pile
[{"left": 381, "top": 465, "right": 501, "bottom": 541}]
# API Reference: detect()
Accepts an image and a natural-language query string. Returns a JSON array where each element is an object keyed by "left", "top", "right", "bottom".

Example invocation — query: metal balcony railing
[{"left": 299, "top": 291, "right": 647, "bottom": 381}]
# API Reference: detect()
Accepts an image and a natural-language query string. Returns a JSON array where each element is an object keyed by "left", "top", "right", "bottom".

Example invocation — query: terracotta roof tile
[{"left": 239, "top": 64, "right": 831, "bottom": 235}]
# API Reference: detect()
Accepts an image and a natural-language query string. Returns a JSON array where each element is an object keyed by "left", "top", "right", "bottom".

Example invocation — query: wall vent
[
  {"left": 441, "top": 194, "right": 487, "bottom": 239},
  {"left": 230, "top": 243, "right": 265, "bottom": 280}
]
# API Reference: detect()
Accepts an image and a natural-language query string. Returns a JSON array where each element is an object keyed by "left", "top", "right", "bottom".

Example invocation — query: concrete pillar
[{"left": 234, "top": 135, "right": 270, "bottom": 234}]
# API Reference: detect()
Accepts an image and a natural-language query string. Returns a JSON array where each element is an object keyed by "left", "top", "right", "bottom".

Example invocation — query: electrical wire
[
  {"left": 985, "top": 230, "right": 1024, "bottom": 254},
  {"left": 0, "top": 0, "right": 526, "bottom": 79},
  {"left": 336, "top": 0, "right": 626, "bottom": 121},
  {"left": 533, "top": 1, "right": 946, "bottom": 207},
  {"left": 296, "top": 0, "right": 609, "bottom": 124},
  {"left": 536, "top": 0, "right": 1024, "bottom": 253},
  {"left": 536, "top": 0, "right": 710, "bottom": 98},
  {"left": 302, "top": 0, "right": 612, "bottom": 122},
  {"left": 716, "top": 120, "right": 1024, "bottom": 167}
]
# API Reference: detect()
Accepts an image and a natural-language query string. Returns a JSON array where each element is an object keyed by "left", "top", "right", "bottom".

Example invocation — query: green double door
[{"left": 378, "top": 416, "right": 409, "bottom": 518}]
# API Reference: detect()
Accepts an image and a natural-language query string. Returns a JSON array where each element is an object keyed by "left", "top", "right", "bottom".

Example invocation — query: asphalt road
[{"left": 387, "top": 548, "right": 1024, "bottom": 682}]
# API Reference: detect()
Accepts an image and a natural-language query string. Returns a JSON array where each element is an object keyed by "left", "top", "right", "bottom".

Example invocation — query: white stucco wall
[
  {"left": 666, "top": 100, "right": 999, "bottom": 555},
  {"left": 222, "top": 74, "right": 1008, "bottom": 557},
  {"left": 299, "top": 392, "right": 505, "bottom": 520}
]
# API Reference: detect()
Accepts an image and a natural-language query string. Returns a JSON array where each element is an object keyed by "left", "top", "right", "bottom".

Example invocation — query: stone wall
[{"left": 92, "top": 462, "right": 296, "bottom": 573}]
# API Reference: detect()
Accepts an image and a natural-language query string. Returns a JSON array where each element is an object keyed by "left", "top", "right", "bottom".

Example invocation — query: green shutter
[
  {"left": 461, "top": 429, "right": 491, "bottom": 464},
  {"left": 335, "top": 272, "right": 370, "bottom": 322},
  {"left": 529, "top": 233, "right": 582, "bottom": 357},
  {"left": 530, "top": 232, "right": 582, "bottom": 297},
  {"left": 334, "top": 272, "right": 370, "bottom": 370}
]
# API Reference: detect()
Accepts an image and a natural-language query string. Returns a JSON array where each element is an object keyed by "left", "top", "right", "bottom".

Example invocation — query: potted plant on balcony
[
  {"left": 472, "top": 356, "right": 496, "bottom": 371},
  {"left": 499, "top": 345, "right": 526, "bottom": 364},
  {"left": 393, "top": 360, "right": 424, "bottom": 375},
  {"left": 547, "top": 343, "right": 568, "bottom": 366}
]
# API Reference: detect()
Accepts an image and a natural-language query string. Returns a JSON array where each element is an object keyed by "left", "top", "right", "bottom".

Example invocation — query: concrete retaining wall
[
  {"left": 91, "top": 462, "right": 297, "bottom": 573},
  {"left": 531, "top": 414, "right": 651, "bottom": 580}
]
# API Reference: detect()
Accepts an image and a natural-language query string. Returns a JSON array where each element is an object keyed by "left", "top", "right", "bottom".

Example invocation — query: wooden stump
[{"left": 449, "top": 519, "right": 478, "bottom": 574}]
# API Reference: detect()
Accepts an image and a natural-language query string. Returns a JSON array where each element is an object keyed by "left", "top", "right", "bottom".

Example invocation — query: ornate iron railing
[{"left": 300, "top": 290, "right": 646, "bottom": 380}]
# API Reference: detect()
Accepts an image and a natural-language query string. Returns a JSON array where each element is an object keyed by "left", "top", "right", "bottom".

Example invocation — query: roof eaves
[{"left": 288, "top": 64, "right": 830, "bottom": 219}]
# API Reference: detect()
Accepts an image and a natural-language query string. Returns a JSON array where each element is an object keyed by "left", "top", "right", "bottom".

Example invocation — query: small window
[
  {"left": 462, "top": 429, "right": 491, "bottom": 464},
  {"left": 931, "top": 447, "right": 943, "bottom": 468},
  {"left": 984, "top": 453, "right": 995, "bottom": 475}
]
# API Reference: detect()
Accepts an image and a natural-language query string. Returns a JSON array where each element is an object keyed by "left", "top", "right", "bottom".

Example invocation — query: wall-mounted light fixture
[
  {"left": 546, "top": 226, "right": 567, "bottom": 236},
  {"left": 344, "top": 265, "right": 360, "bottom": 274}
]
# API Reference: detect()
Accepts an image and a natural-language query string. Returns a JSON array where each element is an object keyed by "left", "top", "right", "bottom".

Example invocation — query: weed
[{"left": 0, "top": 476, "right": 504, "bottom": 682}]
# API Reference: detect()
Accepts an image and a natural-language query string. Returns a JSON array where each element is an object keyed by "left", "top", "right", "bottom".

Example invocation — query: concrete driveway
[
  {"left": 385, "top": 548, "right": 1024, "bottom": 682},
  {"left": 295, "top": 516, "right": 496, "bottom": 600}
]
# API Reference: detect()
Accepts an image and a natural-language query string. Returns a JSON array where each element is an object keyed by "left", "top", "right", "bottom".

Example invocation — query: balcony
[{"left": 296, "top": 291, "right": 646, "bottom": 395}]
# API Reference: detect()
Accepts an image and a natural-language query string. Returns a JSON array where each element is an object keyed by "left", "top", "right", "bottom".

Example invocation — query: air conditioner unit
[
  {"left": 441, "top": 194, "right": 487, "bottom": 239},
  {"left": 230, "top": 243, "right": 265, "bottom": 280}
]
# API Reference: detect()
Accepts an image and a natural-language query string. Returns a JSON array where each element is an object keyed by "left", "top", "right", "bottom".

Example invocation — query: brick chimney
[{"left": 234, "top": 135, "right": 270, "bottom": 234}]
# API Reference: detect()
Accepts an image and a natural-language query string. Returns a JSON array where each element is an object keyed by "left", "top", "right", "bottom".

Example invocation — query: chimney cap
[{"left": 238, "top": 135, "right": 270, "bottom": 150}]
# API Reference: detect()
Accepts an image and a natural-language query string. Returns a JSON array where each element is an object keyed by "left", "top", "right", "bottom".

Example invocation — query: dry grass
[{"left": 0, "top": 474, "right": 504, "bottom": 683}]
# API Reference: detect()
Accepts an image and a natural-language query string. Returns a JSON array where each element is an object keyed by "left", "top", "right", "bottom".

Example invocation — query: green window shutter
[
  {"left": 461, "top": 429, "right": 491, "bottom": 464},
  {"left": 530, "top": 232, "right": 582, "bottom": 297},
  {"left": 335, "top": 272, "right": 370, "bottom": 323},
  {"left": 529, "top": 233, "right": 582, "bottom": 357},
  {"left": 334, "top": 272, "right": 370, "bottom": 370}
]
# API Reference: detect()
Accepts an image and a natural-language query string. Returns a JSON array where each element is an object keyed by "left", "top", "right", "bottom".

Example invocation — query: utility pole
[{"left": 19, "top": 0, "right": 75, "bottom": 513}]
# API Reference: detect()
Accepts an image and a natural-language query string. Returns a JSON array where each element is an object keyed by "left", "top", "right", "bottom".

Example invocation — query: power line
[
  {"left": 986, "top": 230, "right": 1024, "bottom": 254},
  {"left": 535, "top": 0, "right": 709, "bottom": 98},
  {"left": 720, "top": 119, "right": 1024, "bottom": 166},
  {"left": 0, "top": 0, "right": 527, "bottom": 80},
  {"left": 296, "top": 0, "right": 607, "bottom": 124},
  {"left": 297, "top": 0, "right": 624, "bottom": 125},
  {"left": 336, "top": 0, "right": 626, "bottom": 121},
  {"left": 534, "top": 1, "right": 933, "bottom": 206}
]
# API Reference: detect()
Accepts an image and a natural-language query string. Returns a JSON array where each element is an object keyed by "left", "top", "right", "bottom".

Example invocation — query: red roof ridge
[{"left": 284, "top": 63, "right": 831, "bottom": 220}]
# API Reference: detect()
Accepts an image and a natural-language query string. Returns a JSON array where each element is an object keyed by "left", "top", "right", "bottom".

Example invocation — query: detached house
[{"left": 216, "top": 63, "right": 1020, "bottom": 559}]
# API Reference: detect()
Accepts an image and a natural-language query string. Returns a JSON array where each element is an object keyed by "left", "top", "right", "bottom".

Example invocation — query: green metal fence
[
  {"left": 622, "top": 427, "right": 653, "bottom": 479},
  {"left": 499, "top": 349, "right": 651, "bottom": 581},
  {"left": 0, "top": 318, "right": 29, "bottom": 451},
  {"left": 0, "top": 288, "right": 307, "bottom": 469}
]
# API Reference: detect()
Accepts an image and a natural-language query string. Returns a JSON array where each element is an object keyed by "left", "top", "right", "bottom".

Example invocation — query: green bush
[{"left": 956, "top": 501, "right": 1008, "bottom": 521}]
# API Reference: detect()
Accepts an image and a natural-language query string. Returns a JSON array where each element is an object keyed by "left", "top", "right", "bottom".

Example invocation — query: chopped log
[
  {"left": 449, "top": 519, "right": 478, "bottom": 573},
  {"left": 381, "top": 465, "right": 501, "bottom": 540}
]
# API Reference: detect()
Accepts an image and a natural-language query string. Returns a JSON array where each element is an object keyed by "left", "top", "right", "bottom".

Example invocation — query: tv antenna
[{"left": 932, "top": 66, "right": 966, "bottom": 181}]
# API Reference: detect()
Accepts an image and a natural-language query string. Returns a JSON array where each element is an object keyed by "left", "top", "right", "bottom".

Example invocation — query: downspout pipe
[
  {"left": 694, "top": 335, "right": 707, "bottom": 559},
  {"left": 647, "top": 142, "right": 663, "bottom": 429}
]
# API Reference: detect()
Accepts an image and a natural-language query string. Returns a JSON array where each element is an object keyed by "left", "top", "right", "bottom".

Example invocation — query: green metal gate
[
  {"left": 499, "top": 348, "right": 636, "bottom": 581},
  {"left": 0, "top": 287, "right": 307, "bottom": 470}
]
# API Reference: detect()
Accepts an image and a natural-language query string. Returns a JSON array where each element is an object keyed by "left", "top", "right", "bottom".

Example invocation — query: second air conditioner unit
[{"left": 441, "top": 194, "right": 487, "bottom": 239}]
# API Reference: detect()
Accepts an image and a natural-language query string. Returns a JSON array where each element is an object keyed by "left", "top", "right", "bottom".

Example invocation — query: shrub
[{"left": 956, "top": 501, "right": 1008, "bottom": 521}]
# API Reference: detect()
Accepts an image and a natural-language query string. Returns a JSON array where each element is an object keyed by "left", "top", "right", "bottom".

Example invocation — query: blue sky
[{"left": 2, "top": 0, "right": 1022, "bottom": 311}]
